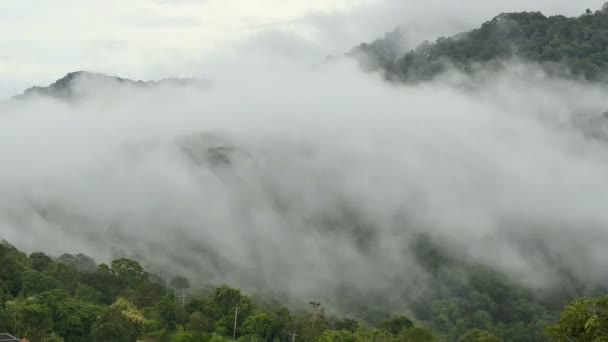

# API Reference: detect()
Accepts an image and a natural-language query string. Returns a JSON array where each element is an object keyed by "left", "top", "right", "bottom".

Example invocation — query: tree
[
  {"left": 29, "top": 252, "right": 53, "bottom": 272},
  {"left": 128, "top": 280, "right": 166, "bottom": 308},
  {"left": 38, "top": 289, "right": 103, "bottom": 341},
  {"left": 315, "top": 330, "right": 357, "bottom": 342},
  {"left": 242, "top": 311, "right": 274, "bottom": 340},
  {"left": 91, "top": 307, "right": 141, "bottom": 342},
  {"left": 81, "top": 264, "right": 123, "bottom": 304},
  {"left": 171, "top": 325, "right": 196, "bottom": 342},
  {"left": 547, "top": 295, "right": 608, "bottom": 341},
  {"left": 399, "top": 327, "right": 440, "bottom": 341},
  {"left": 58, "top": 253, "right": 97, "bottom": 273},
  {"left": 153, "top": 292, "right": 188, "bottom": 332},
  {"left": 352, "top": 3, "right": 608, "bottom": 82},
  {"left": 209, "top": 286, "right": 253, "bottom": 337},
  {"left": 458, "top": 329, "right": 502, "bottom": 342},
  {"left": 110, "top": 258, "right": 149, "bottom": 288},
  {"left": 170, "top": 276, "right": 191, "bottom": 290},
  {"left": 379, "top": 315, "right": 414, "bottom": 335},
  {"left": 208, "top": 333, "right": 230, "bottom": 342},
  {"left": 296, "top": 302, "right": 329, "bottom": 342},
  {"left": 74, "top": 283, "right": 102, "bottom": 303},
  {"left": 20, "top": 271, "right": 62, "bottom": 297},
  {"left": 0, "top": 243, "right": 28, "bottom": 296},
  {"left": 2, "top": 238, "right": 603, "bottom": 342},
  {"left": 187, "top": 311, "right": 214, "bottom": 335},
  {"left": 43, "top": 333, "right": 66, "bottom": 341},
  {"left": 333, "top": 318, "right": 359, "bottom": 333},
  {"left": 44, "top": 263, "right": 80, "bottom": 294},
  {"left": 6, "top": 300, "right": 54, "bottom": 342},
  {"left": 170, "top": 276, "right": 191, "bottom": 308}
]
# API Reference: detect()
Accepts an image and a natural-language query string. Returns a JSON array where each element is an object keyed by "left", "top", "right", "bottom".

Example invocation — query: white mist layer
[{"left": 1, "top": 60, "right": 608, "bottom": 310}]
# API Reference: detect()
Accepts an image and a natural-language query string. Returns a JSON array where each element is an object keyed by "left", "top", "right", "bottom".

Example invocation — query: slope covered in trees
[
  {"left": 0, "top": 240, "right": 604, "bottom": 341},
  {"left": 5, "top": 4, "right": 608, "bottom": 342},
  {"left": 14, "top": 71, "right": 209, "bottom": 101},
  {"left": 351, "top": 3, "right": 608, "bottom": 82}
]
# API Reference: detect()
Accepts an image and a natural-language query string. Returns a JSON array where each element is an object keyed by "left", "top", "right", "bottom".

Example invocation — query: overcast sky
[{"left": 0, "top": 0, "right": 605, "bottom": 98}]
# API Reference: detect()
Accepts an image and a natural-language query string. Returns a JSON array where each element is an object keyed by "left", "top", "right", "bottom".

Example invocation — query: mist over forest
[{"left": 2, "top": 1, "right": 608, "bottom": 341}]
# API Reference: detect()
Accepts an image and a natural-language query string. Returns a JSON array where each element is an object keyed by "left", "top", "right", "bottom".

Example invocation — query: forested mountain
[
  {"left": 5, "top": 3, "right": 608, "bottom": 342},
  {"left": 351, "top": 3, "right": 608, "bottom": 82},
  {"left": 14, "top": 71, "right": 209, "bottom": 100},
  {"left": 0, "top": 240, "right": 605, "bottom": 342}
]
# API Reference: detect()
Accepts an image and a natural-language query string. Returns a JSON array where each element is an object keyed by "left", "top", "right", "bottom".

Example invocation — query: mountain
[
  {"left": 15, "top": 71, "right": 210, "bottom": 100},
  {"left": 350, "top": 3, "right": 608, "bottom": 82}
]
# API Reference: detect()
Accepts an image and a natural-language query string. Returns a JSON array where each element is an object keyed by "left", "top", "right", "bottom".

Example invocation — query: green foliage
[
  {"left": 37, "top": 289, "right": 103, "bottom": 341},
  {"left": 91, "top": 306, "right": 141, "bottom": 342},
  {"left": 74, "top": 283, "right": 101, "bottom": 303},
  {"left": 332, "top": 318, "right": 359, "bottom": 333},
  {"left": 7, "top": 299, "right": 54, "bottom": 341},
  {"left": 208, "top": 333, "right": 230, "bottom": 342},
  {"left": 30, "top": 252, "right": 54, "bottom": 272},
  {"left": 170, "top": 276, "right": 191, "bottom": 289},
  {"left": 57, "top": 253, "right": 97, "bottom": 274},
  {"left": 379, "top": 315, "right": 414, "bottom": 335},
  {"left": 110, "top": 258, "right": 149, "bottom": 288},
  {"left": 0, "top": 241, "right": 29, "bottom": 296},
  {"left": 458, "top": 329, "right": 503, "bottom": 342},
  {"left": 547, "top": 295, "right": 608, "bottom": 341},
  {"left": 399, "top": 327, "right": 440, "bottom": 341},
  {"left": 242, "top": 311, "right": 274, "bottom": 338},
  {"left": 171, "top": 325, "right": 196, "bottom": 342},
  {"left": 315, "top": 330, "right": 358, "bottom": 342},
  {"left": 81, "top": 264, "right": 123, "bottom": 304},
  {"left": 152, "top": 292, "right": 188, "bottom": 332},
  {"left": 20, "top": 270, "right": 63, "bottom": 297},
  {"left": 0, "top": 241, "right": 602, "bottom": 341},
  {"left": 354, "top": 3, "right": 608, "bottom": 82},
  {"left": 43, "top": 333, "right": 66, "bottom": 342}
]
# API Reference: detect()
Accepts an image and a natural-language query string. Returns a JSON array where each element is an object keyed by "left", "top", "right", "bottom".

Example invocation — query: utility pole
[
  {"left": 306, "top": 301, "right": 321, "bottom": 342},
  {"left": 309, "top": 301, "right": 321, "bottom": 329},
  {"left": 181, "top": 288, "right": 185, "bottom": 308},
  {"left": 233, "top": 304, "right": 239, "bottom": 340},
  {"left": 287, "top": 331, "right": 298, "bottom": 342}
]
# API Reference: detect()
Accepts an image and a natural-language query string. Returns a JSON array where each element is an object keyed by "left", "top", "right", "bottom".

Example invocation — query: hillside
[
  {"left": 351, "top": 3, "right": 608, "bottom": 82},
  {"left": 5, "top": 3, "right": 608, "bottom": 342},
  {"left": 14, "top": 71, "right": 209, "bottom": 100},
  {"left": 0, "top": 240, "right": 605, "bottom": 342}
]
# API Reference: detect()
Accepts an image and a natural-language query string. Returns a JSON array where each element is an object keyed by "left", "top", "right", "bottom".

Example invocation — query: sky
[{"left": 0, "top": 0, "right": 606, "bottom": 98}]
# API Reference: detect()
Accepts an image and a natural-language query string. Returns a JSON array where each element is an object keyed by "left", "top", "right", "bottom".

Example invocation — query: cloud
[
  {"left": 270, "top": 0, "right": 608, "bottom": 58},
  {"left": 2, "top": 58, "right": 608, "bottom": 313},
  {"left": 2, "top": 0, "right": 606, "bottom": 99},
  {"left": 3, "top": 0, "right": 608, "bottom": 315}
]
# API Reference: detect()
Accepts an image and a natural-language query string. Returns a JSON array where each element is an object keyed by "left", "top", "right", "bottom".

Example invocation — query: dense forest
[
  {"left": 0, "top": 240, "right": 606, "bottom": 342},
  {"left": 351, "top": 3, "right": 608, "bottom": 82}
]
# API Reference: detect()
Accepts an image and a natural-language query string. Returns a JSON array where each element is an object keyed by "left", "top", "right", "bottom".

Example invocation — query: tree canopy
[
  {"left": 0, "top": 240, "right": 607, "bottom": 341},
  {"left": 352, "top": 2, "right": 608, "bottom": 82}
]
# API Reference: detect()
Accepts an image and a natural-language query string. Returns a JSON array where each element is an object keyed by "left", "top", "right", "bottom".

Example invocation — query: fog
[
  {"left": 1, "top": 55, "right": 608, "bottom": 314},
  {"left": 2, "top": 0, "right": 605, "bottom": 98},
  {"left": 290, "top": 0, "right": 608, "bottom": 58}
]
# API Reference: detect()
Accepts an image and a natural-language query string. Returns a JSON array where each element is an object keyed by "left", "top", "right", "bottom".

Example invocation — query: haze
[
  {"left": 1, "top": 0, "right": 608, "bottom": 313},
  {"left": 1, "top": 0, "right": 606, "bottom": 97}
]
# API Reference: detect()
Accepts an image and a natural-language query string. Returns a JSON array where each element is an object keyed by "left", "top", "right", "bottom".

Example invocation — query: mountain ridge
[
  {"left": 350, "top": 3, "right": 608, "bottom": 82},
  {"left": 14, "top": 71, "right": 210, "bottom": 100}
]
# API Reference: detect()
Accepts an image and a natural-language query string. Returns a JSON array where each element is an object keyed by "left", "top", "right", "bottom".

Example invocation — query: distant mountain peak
[
  {"left": 15, "top": 71, "right": 210, "bottom": 100},
  {"left": 351, "top": 3, "right": 608, "bottom": 82}
]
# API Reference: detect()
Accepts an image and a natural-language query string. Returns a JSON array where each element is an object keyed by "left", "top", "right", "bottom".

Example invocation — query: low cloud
[{"left": 2, "top": 58, "right": 608, "bottom": 313}]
